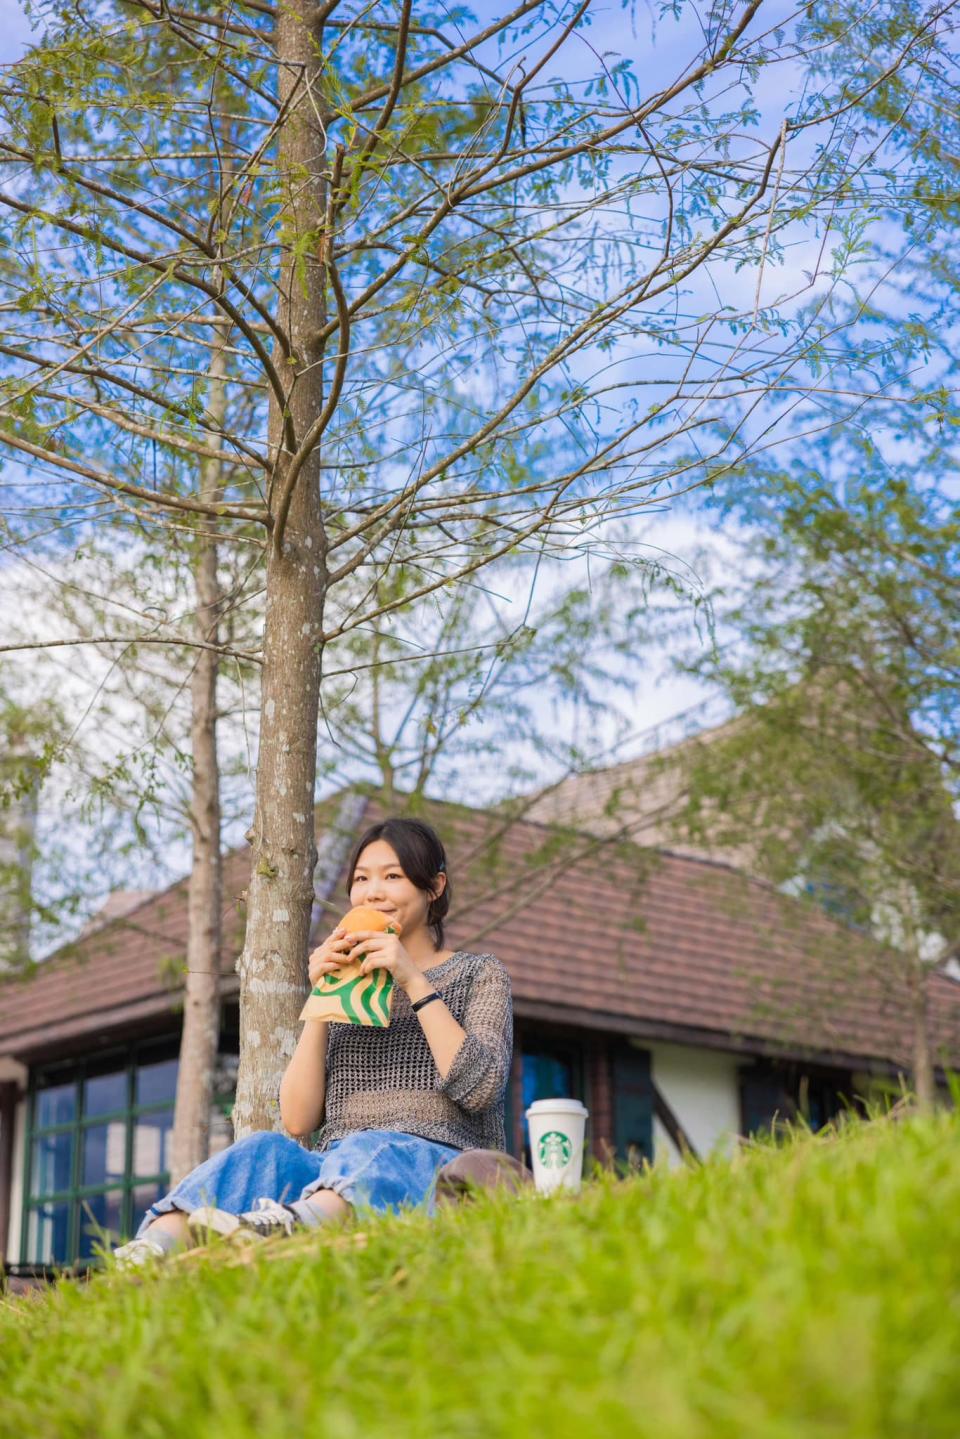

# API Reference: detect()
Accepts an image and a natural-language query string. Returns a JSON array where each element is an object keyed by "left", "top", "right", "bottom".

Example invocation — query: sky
[
  {"left": 0, "top": 4, "right": 728, "bottom": 709},
  {"left": 1, "top": 3, "right": 33, "bottom": 64},
  {"left": 1, "top": 0, "right": 935, "bottom": 941}
]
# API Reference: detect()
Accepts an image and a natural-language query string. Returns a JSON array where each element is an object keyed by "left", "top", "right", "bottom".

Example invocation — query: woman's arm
[
  {"left": 426, "top": 958, "right": 513, "bottom": 1112},
  {"left": 405, "top": 969, "right": 469, "bottom": 1081},
  {"left": 353, "top": 932, "right": 513, "bottom": 1109},
  {"left": 280, "top": 927, "right": 357, "bottom": 1137},
  {"left": 279, "top": 1021, "right": 329, "bottom": 1138}
]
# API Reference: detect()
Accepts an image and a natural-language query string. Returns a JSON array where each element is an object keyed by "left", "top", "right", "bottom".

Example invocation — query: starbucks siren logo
[{"left": 538, "top": 1130, "right": 572, "bottom": 1169}]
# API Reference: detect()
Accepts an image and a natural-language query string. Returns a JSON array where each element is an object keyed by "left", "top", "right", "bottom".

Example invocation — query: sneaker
[
  {"left": 112, "top": 1235, "right": 173, "bottom": 1270},
  {"left": 187, "top": 1197, "right": 300, "bottom": 1246}
]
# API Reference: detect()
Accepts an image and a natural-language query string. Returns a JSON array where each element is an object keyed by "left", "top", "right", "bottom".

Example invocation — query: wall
[
  {"left": 645, "top": 1040, "right": 741, "bottom": 1166},
  {"left": 5, "top": 1092, "right": 26, "bottom": 1262}
]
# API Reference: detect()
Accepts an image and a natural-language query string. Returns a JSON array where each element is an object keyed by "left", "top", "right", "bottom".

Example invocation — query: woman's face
[{"left": 349, "top": 839, "right": 442, "bottom": 938}]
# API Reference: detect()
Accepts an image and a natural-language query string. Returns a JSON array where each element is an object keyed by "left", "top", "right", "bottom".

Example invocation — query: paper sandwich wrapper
[{"left": 299, "top": 905, "right": 399, "bottom": 1028}]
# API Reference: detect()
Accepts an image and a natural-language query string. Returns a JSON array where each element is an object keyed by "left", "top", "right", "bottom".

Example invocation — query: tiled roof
[
  {"left": 0, "top": 845, "right": 250, "bottom": 1059},
  {"left": 1, "top": 792, "right": 958, "bottom": 1073},
  {"left": 525, "top": 718, "right": 758, "bottom": 870},
  {"left": 439, "top": 806, "right": 960, "bottom": 1071}
]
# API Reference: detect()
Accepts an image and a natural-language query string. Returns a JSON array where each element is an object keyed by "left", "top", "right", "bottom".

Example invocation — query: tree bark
[
  {"left": 169, "top": 324, "right": 227, "bottom": 1183},
  {"left": 909, "top": 963, "right": 936, "bottom": 1112},
  {"left": 232, "top": 0, "right": 329, "bottom": 1137}
]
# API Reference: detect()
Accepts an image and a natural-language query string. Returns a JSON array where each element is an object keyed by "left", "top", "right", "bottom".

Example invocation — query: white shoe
[
  {"left": 113, "top": 1235, "right": 172, "bottom": 1269},
  {"left": 188, "top": 1197, "right": 299, "bottom": 1246}
]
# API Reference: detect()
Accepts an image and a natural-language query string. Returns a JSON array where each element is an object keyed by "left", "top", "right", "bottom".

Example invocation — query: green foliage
[
  {"left": 0, "top": 685, "right": 65, "bottom": 970},
  {"left": 317, "top": 551, "right": 666, "bottom": 807},
  {"left": 2, "top": 1111, "right": 959, "bottom": 1437},
  {"left": 156, "top": 952, "right": 188, "bottom": 990},
  {"left": 669, "top": 437, "right": 960, "bottom": 958},
  {"left": 3, "top": 0, "right": 942, "bottom": 576}
]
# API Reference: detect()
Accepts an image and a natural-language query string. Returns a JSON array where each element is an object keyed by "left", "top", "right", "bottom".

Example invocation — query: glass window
[
  {"left": 520, "top": 1047, "right": 581, "bottom": 1166},
  {"left": 26, "top": 1199, "right": 72, "bottom": 1266},
  {"left": 612, "top": 1048, "right": 653, "bottom": 1168},
  {"left": 81, "top": 1121, "right": 128, "bottom": 1188},
  {"left": 136, "top": 1057, "right": 179, "bottom": 1107},
  {"left": 131, "top": 1179, "right": 167, "bottom": 1227},
  {"left": 31, "top": 1130, "right": 74, "bottom": 1197},
  {"left": 36, "top": 1081, "right": 77, "bottom": 1129},
  {"left": 133, "top": 1109, "right": 174, "bottom": 1178},
  {"left": 22, "top": 1040, "right": 182, "bottom": 1269},
  {"left": 77, "top": 1190, "right": 125, "bottom": 1260},
  {"left": 522, "top": 1052, "right": 576, "bottom": 1113},
  {"left": 85, "top": 1070, "right": 128, "bottom": 1119}
]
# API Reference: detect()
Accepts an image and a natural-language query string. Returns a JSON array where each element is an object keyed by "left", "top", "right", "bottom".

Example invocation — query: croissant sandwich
[{"left": 299, "top": 905, "right": 401, "bottom": 1028}]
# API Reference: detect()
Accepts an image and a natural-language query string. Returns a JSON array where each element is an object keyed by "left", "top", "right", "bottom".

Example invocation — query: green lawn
[{"left": 2, "top": 1109, "right": 958, "bottom": 1439}]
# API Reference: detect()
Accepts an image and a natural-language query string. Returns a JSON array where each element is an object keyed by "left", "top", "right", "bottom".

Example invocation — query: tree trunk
[
  {"left": 0, "top": 731, "right": 38, "bottom": 973},
  {"left": 169, "top": 324, "right": 227, "bottom": 1183},
  {"left": 909, "top": 964, "right": 936, "bottom": 1112},
  {"left": 232, "top": 0, "right": 329, "bottom": 1137}
]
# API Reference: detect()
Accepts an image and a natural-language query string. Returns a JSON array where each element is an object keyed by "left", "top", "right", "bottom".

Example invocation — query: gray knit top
[{"left": 315, "top": 950, "right": 512, "bottom": 1154}]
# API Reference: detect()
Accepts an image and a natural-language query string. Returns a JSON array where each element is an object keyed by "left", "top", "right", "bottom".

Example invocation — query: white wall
[
  {"left": 1, "top": 1060, "right": 29, "bottom": 1265},
  {"left": 6, "top": 1092, "right": 26, "bottom": 1263},
  {"left": 643, "top": 1040, "right": 742, "bottom": 1167}
]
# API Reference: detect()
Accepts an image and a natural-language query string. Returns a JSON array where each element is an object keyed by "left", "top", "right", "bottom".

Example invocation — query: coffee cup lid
[{"left": 525, "top": 1098, "right": 588, "bottom": 1119}]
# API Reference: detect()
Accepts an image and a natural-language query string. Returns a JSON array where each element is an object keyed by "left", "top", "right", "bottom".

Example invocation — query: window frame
[{"left": 20, "top": 1036, "right": 180, "bottom": 1267}]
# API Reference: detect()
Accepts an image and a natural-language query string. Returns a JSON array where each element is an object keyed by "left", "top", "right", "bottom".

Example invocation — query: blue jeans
[{"left": 135, "top": 1129, "right": 461, "bottom": 1238}]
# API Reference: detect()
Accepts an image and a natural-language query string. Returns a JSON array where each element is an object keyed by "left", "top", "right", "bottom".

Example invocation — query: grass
[{"left": 2, "top": 1108, "right": 959, "bottom": 1439}]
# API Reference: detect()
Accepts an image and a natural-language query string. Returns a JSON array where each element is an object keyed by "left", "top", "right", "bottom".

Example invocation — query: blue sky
[
  {"left": 0, "top": 0, "right": 725, "bottom": 939},
  {"left": 1, "top": 2, "right": 33, "bottom": 64},
  {"left": 6, "top": 0, "right": 944, "bottom": 935}
]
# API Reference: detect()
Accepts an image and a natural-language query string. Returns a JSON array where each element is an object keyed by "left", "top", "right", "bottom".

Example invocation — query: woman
[{"left": 113, "top": 817, "right": 512, "bottom": 1267}]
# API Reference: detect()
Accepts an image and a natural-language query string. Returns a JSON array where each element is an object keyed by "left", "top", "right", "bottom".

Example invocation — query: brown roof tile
[{"left": 2, "top": 793, "right": 958, "bottom": 1073}]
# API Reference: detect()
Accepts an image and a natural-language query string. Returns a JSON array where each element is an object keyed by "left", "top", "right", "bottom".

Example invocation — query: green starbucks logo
[{"left": 538, "top": 1130, "right": 572, "bottom": 1169}]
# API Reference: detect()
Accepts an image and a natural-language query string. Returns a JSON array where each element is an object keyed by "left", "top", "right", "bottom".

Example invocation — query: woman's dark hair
[{"left": 346, "top": 817, "right": 450, "bottom": 948}]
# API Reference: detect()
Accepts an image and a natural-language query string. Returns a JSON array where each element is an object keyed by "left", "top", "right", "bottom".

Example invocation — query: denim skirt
[{"left": 135, "top": 1128, "right": 461, "bottom": 1238}]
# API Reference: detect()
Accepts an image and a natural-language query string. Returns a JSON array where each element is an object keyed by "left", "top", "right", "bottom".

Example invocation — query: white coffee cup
[{"left": 525, "top": 1098, "right": 589, "bottom": 1194}]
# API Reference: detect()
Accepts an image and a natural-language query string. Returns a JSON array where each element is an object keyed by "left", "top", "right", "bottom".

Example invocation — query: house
[{"left": 2, "top": 787, "right": 958, "bottom": 1283}]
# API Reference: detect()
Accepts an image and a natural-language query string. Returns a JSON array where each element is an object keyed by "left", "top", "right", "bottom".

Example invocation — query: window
[
  {"left": 739, "top": 1062, "right": 851, "bottom": 1138},
  {"left": 612, "top": 1047, "right": 653, "bottom": 1168},
  {"left": 22, "top": 1041, "right": 179, "bottom": 1267},
  {"left": 517, "top": 1044, "right": 583, "bottom": 1167}
]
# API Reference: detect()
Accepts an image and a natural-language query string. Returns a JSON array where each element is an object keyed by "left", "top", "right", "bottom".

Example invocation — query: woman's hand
[
  {"left": 347, "top": 929, "right": 424, "bottom": 994},
  {"left": 307, "top": 928, "right": 357, "bottom": 988}
]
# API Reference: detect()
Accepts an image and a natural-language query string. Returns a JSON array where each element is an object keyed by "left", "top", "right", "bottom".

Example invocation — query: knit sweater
[{"left": 315, "top": 950, "right": 513, "bottom": 1153}]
